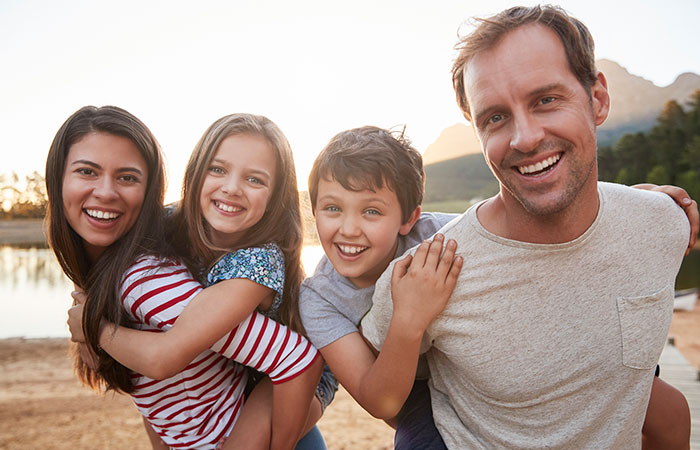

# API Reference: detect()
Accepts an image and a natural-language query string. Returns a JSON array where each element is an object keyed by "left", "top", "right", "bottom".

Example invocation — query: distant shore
[{"left": 0, "top": 219, "right": 46, "bottom": 246}]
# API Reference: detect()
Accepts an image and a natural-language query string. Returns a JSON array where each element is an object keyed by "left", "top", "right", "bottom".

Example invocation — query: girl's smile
[{"left": 200, "top": 133, "right": 277, "bottom": 248}]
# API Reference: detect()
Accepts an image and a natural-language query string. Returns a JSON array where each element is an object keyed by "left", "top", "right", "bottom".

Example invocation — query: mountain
[
  {"left": 596, "top": 59, "right": 700, "bottom": 145},
  {"left": 422, "top": 60, "right": 700, "bottom": 163},
  {"left": 422, "top": 124, "right": 482, "bottom": 165}
]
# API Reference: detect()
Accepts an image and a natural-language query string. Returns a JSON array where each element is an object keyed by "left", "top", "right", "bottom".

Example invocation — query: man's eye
[
  {"left": 540, "top": 96, "right": 555, "bottom": 105},
  {"left": 488, "top": 114, "right": 503, "bottom": 124}
]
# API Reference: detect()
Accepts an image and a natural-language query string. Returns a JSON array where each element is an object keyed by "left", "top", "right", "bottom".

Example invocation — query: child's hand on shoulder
[{"left": 390, "top": 234, "right": 462, "bottom": 333}]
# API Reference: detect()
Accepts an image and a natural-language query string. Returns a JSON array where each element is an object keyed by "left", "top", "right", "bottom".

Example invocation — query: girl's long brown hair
[
  {"left": 170, "top": 113, "right": 306, "bottom": 334},
  {"left": 45, "top": 105, "right": 171, "bottom": 393}
]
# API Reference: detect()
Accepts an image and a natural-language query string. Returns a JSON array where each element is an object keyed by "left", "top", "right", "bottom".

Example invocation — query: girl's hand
[
  {"left": 390, "top": 234, "right": 463, "bottom": 333},
  {"left": 67, "top": 290, "right": 87, "bottom": 343},
  {"left": 633, "top": 183, "right": 698, "bottom": 254}
]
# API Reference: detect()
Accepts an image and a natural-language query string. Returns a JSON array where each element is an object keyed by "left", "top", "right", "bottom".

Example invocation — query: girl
[{"left": 50, "top": 107, "right": 321, "bottom": 450}]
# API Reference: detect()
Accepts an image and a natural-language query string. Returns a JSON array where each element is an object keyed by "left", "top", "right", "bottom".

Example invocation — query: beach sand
[{"left": 2, "top": 302, "right": 699, "bottom": 450}]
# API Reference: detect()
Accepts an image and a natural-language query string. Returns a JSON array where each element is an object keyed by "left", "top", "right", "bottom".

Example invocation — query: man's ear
[
  {"left": 591, "top": 71, "right": 610, "bottom": 126},
  {"left": 399, "top": 206, "right": 421, "bottom": 236}
]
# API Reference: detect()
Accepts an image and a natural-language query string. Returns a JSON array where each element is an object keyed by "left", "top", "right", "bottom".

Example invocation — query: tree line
[
  {"left": 0, "top": 171, "right": 47, "bottom": 219},
  {"left": 598, "top": 90, "right": 700, "bottom": 200}
]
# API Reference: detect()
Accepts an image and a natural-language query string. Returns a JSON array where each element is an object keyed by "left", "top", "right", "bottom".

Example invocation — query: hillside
[{"left": 423, "top": 153, "right": 498, "bottom": 211}]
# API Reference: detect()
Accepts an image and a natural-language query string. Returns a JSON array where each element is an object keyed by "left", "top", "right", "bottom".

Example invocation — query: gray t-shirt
[
  {"left": 300, "top": 212, "right": 456, "bottom": 349},
  {"left": 362, "top": 183, "right": 689, "bottom": 449}
]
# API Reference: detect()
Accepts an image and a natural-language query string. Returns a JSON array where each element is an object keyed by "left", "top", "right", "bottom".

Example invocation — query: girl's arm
[
  {"left": 68, "top": 277, "right": 272, "bottom": 379},
  {"left": 320, "top": 235, "right": 462, "bottom": 420}
]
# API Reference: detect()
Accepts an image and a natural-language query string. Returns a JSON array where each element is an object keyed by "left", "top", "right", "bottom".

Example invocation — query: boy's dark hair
[{"left": 308, "top": 126, "right": 424, "bottom": 223}]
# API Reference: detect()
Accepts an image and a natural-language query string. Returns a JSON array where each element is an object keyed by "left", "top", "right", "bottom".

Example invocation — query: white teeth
[
  {"left": 86, "top": 209, "right": 119, "bottom": 220},
  {"left": 338, "top": 244, "right": 367, "bottom": 255},
  {"left": 215, "top": 201, "right": 242, "bottom": 213},
  {"left": 518, "top": 154, "right": 561, "bottom": 175}
]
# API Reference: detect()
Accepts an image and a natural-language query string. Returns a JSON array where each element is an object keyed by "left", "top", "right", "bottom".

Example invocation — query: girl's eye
[
  {"left": 247, "top": 177, "right": 263, "bottom": 185},
  {"left": 208, "top": 166, "right": 225, "bottom": 175},
  {"left": 323, "top": 205, "right": 340, "bottom": 213}
]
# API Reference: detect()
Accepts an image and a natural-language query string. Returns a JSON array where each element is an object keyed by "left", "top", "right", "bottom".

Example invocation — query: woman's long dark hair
[
  {"left": 46, "top": 105, "right": 171, "bottom": 393},
  {"left": 171, "top": 113, "right": 306, "bottom": 334}
]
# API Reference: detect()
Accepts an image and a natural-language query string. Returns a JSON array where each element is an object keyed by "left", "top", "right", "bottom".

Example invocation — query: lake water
[{"left": 1, "top": 245, "right": 698, "bottom": 339}]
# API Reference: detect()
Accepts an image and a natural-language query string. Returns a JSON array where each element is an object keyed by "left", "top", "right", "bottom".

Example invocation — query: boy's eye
[
  {"left": 364, "top": 208, "right": 381, "bottom": 216},
  {"left": 323, "top": 205, "right": 340, "bottom": 213}
]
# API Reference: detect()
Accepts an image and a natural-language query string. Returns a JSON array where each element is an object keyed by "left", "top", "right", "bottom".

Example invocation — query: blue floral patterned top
[{"left": 206, "top": 242, "right": 285, "bottom": 318}]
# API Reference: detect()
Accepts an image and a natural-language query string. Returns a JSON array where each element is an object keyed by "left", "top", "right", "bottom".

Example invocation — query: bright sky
[{"left": 2, "top": 0, "right": 698, "bottom": 200}]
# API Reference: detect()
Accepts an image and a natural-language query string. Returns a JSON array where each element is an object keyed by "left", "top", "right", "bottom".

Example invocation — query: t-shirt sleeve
[
  {"left": 299, "top": 284, "right": 362, "bottom": 349},
  {"left": 120, "top": 257, "right": 203, "bottom": 330},
  {"left": 208, "top": 243, "right": 285, "bottom": 314},
  {"left": 210, "top": 311, "right": 319, "bottom": 384}
]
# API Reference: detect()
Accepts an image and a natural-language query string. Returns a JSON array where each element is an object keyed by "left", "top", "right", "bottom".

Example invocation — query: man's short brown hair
[
  {"left": 452, "top": 5, "right": 598, "bottom": 121},
  {"left": 308, "top": 126, "right": 424, "bottom": 223}
]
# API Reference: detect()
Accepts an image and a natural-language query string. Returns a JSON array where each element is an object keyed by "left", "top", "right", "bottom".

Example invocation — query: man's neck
[{"left": 476, "top": 182, "right": 600, "bottom": 244}]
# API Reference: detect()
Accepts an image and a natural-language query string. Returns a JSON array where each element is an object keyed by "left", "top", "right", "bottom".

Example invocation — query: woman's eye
[
  {"left": 76, "top": 168, "right": 95, "bottom": 176},
  {"left": 120, "top": 175, "right": 139, "bottom": 183}
]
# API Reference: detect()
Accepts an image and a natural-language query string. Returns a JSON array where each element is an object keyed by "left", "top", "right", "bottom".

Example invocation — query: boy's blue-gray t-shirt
[{"left": 299, "top": 212, "right": 457, "bottom": 349}]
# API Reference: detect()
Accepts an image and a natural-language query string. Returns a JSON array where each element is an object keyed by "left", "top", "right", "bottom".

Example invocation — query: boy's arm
[
  {"left": 67, "top": 278, "right": 272, "bottom": 379},
  {"left": 321, "top": 235, "right": 462, "bottom": 419},
  {"left": 631, "top": 183, "right": 698, "bottom": 253}
]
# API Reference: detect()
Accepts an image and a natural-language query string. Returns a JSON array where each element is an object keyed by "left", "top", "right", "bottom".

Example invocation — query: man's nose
[{"left": 510, "top": 113, "right": 545, "bottom": 153}]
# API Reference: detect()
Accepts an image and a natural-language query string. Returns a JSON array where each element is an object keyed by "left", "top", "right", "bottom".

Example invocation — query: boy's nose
[{"left": 339, "top": 215, "right": 361, "bottom": 237}]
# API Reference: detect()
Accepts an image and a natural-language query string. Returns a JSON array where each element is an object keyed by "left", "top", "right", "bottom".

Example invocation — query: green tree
[{"left": 646, "top": 165, "right": 671, "bottom": 186}]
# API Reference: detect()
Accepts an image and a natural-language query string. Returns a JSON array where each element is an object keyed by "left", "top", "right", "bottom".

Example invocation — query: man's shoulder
[{"left": 600, "top": 182, "right": 686, "bottom": 220}]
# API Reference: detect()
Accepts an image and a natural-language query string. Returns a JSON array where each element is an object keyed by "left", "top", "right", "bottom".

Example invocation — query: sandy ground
[{"left": 1, "top": 303, "right": 698, "bottom": 450}]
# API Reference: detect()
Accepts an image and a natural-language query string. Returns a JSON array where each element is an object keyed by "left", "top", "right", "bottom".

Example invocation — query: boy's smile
[{"left": 314, "top": 177, "right": 415, "bottom": 288}]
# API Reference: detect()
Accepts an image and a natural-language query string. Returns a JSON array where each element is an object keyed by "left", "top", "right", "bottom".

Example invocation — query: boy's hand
[
  {"left": 390, "top": 234, "right": 463, "bottom": 333},
  {"left": 633, "top": 183, "right": 698, "bottom": 254}
]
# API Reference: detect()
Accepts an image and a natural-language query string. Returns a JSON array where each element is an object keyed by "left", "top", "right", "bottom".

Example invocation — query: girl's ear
[{"left": 399, "top": 206, "right": 421, "bottom": 236}]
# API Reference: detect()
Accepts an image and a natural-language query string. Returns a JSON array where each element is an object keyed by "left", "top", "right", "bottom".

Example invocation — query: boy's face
[{"left": 314, "top": 177, "right": 413, "bottom": 288}]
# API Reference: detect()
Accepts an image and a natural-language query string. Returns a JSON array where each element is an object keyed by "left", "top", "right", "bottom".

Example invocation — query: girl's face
[
  {"left": 200, "top": 133, "right": 277, "bottom": 248},
  {"left": 62, "top": 132, "right": 148, "bottom": 262}
]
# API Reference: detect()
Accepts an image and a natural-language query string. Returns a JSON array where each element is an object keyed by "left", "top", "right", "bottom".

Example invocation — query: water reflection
[
  {"left": 0, "top": 245, "right": 696, "bottom": 339},
  {"left": 0, "top": 246, "right": 70, "bottom": 289}
]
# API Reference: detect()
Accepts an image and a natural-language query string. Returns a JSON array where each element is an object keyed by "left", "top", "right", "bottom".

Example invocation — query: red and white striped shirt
[{"left": 120, "top": 256, "right": 318, "bottom": 449}]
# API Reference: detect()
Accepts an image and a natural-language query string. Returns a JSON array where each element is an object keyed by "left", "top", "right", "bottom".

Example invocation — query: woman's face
[{"left": 62, "top": 132, "right": 148, "bottom": 262}]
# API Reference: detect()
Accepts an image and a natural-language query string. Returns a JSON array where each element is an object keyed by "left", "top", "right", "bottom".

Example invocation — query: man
[{"left": 362, "top": 5, "right": 696, "bottom": 448}]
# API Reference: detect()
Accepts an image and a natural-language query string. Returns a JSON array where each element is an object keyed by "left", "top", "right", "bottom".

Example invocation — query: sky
[{"left": 2, "top": 0, "right": 699, "bottom": 200}]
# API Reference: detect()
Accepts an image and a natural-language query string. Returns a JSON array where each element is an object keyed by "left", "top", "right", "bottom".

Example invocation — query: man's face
[{"left": 464, "top": 23, "right": 609, "bottom": 217}]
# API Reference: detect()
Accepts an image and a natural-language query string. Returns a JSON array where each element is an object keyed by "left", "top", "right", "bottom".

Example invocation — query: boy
[
  {"left": 299, "top": 126, "right": 461, "bottom": 449},
  {"left": 300, "top": 126, "right": 695, "bottom": 449}
]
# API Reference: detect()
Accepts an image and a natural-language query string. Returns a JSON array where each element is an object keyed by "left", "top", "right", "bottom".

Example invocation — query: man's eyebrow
[{"left": 528, "top": 83, "right": 566, "bottom": 98}]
